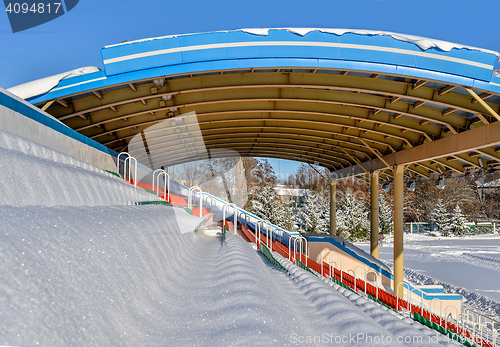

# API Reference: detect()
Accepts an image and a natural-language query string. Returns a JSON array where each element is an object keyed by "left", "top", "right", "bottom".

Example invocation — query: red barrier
[
  {"left": 307, "top": 258, "right": 322, "bottom": 274},
  {"left": 271, "top": 240, "right": 289, "bottom": 260},
  {"left": 241, "top": 225, "right": 257, "bottom": 243},
  {"left": 191, "top": 207, "right": 209, "bottom": 217}
]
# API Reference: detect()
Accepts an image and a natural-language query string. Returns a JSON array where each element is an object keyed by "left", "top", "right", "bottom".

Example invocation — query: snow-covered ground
[
  {"left": 0, "top": 129, "right": 471, "bottom": 346},
  {"left": 356, "top": 234, "right": 500, "bottom": 320}
]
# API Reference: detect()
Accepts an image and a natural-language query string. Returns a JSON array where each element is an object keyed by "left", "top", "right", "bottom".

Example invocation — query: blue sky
[
  {"left": 1, "top": 0, "right": 499, "bottom": 174},
  {"left": 2, "top": 0, "right": 500, "bottom": 89}
]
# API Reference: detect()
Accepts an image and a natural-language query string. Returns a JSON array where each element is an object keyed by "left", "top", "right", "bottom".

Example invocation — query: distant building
[
  {"left": 477, "top": 178, "right": 500, "bottom": 201},
  {"left": 272, "top": 185, "right": 308, "bottom": 197}
]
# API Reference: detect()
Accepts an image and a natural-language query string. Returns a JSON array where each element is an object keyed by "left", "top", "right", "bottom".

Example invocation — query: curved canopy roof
[{"left": 13, "top": 28, "right": 500, "bottom": 182}]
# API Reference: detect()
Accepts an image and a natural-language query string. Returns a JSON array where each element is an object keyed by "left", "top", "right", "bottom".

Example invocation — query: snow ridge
[
  {"left": 435, "top": 252, "right": 500, "bottom": 272},
  {"left": 0, "top": 129, "right": 103, "bottom": 174},
  {"left": 0, "top": 130, "right": 159, "bottom": 207}
]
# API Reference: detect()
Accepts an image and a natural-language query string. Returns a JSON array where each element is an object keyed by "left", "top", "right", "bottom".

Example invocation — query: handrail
[
  {"left": 493, "top": 328, "right": 500, "bottom": 346},
  {"left": 294, "top": 236, "right": 308, "bottom": 267},
  {"left": 256, "top": 220, "right": 264, "bottom": 249},
  {"left": 117, "top": 152, "right": 130, "bottom": 177},
  {"left": 263, "top": 220, "right": 272, "bottom": 251},
  {"left": 123, "top": 156, "right": 137, "bottom": 187},
  {"left": 330, "top": 253, "right": 344, "bottom": 284},
  {"left": 444, "top": 305, "right": 460, "bottom": 330},
  {"left": 396, "top": 282, "right": 411, "bottom": 315},
  {"left": 152, "top": 169, "right": 163, "bottom": 196},
  {"left": 365, "top": 271, "right": 379, "bottom": 301},
  {"left": 288, "top": 235, "right": 299, "bottom": 262},
  {"left": 481, "top": 322, "right": 494, "bottom": 346},
  {"left": 319, "top": 250, "right": 334, "bottom": 277},
  {"left": 430, "top": 298, "right": 443, "bottom": 326},
  {"left": 354, "top": 265, "right": 367, "bottom": 295},
  {"left": 152, "top": 169, "right": 170, "bottom": 201},
  {"left": 188, "top": 186, "right": 202, "bottom": 212},
  {"left": 222, "top": 203, "right": 238, "bottom": 235},
  {"left": 200, "top": 191, "right": 300, "bottom": 237}
]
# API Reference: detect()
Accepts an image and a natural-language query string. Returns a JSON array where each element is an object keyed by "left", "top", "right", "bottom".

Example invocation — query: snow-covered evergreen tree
[
  {"left": 449, "top": 205, "right": 468, "bottom": 236},
  {"left": 319, "top": 192, "right": 330, "bottom": 232},
  {"left": 379, "top": 193, "right": 393, "bottom": 235},
  {"left": 252, "top": 183, "right": 281, "bottom": 226},
  {"left": 277, "top": 197, "right": 296, "bottom": 231},
  {"left": 337, "top": 189, "right": 369, "bottom": 241},
  {"left": 432, "top": 198, "right": 451, "bottom": 236},
  {"left": 298, "top": 191, "right": 328, "bottom": 234}
]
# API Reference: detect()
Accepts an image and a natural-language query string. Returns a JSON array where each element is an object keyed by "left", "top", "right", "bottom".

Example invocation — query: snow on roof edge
[
  {"left": 103, "top": 28, "right": 500, "bottom": 58},
  {"left": 7, "top": 66, "right": 101, "bottom": 100}
]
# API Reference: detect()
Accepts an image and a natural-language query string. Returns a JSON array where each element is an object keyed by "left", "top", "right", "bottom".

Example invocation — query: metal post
[
  {"left": 370, "top": 170, "right": 380, "bottom": 259},
  {"left": 393, "top": 164, "right": 405, "bottom": 299},
  {"left": 330, "top": 180, "right": 337, "bottom": 235}
]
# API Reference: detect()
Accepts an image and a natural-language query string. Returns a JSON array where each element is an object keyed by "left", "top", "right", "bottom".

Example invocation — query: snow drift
[{"left": 0, "top": 129, "right": 159, "bottom": 207}]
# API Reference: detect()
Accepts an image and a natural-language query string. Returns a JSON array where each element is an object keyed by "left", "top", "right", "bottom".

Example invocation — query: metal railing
[
  {"left": 117, "top": 152, "right": 137, "bottom": 187},
  {"left": 152, "top": 169, "right": 170, "bottom": 201}
]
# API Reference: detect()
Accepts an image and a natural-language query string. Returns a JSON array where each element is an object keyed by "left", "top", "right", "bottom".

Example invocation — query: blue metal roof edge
[
  {"left": 24, "top": 29, "right": 500, "bottom": 104},
  {"left": 27, "top": 57, "right": 500, "bottom": 105}
]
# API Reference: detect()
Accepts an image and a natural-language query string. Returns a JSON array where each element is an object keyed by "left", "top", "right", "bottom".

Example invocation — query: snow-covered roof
[{"left": 104, "top": 28, "right": 500, "bottom": 58}]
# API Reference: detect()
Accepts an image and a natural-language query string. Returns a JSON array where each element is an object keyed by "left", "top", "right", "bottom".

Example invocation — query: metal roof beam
[{"left": 330, "top": 120, "right": 500, "bottom": 179}]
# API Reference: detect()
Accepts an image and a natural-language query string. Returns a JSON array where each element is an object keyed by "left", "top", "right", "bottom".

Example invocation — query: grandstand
[{"left": 2, "top": 28, "right": 500, "bottom": 346}]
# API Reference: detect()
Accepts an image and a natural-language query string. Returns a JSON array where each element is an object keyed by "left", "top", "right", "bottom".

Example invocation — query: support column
[
  {"left": 370, "top": 170, "right": 380, "bottom": 259},
  {"left": 393, "top": 165, "right": 405, "bottom": 299},
  {"left": 330, "top": 180, "right": 337, "bottom": 235}
]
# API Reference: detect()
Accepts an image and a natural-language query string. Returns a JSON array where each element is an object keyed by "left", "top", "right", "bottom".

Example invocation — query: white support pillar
[
  {"left": 330, "top": 180, "right": 337, "bottom": 235},
  {"left": 393, "top": 165, "right": 405, "bottom": 299},
  {"left": 370, "top": 170, "right": 380, "bottom": 259}
]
